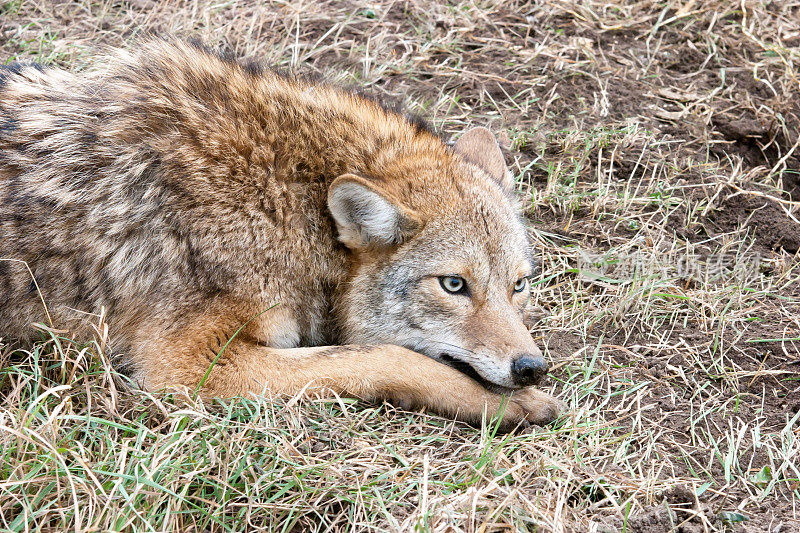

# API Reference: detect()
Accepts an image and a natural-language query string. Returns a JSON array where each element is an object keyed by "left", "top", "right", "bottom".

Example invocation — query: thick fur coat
[{"left": 0, "top": 40, "right": 562, "bottom": 428}]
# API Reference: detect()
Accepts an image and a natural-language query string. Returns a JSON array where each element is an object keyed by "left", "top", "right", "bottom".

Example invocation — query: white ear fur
[
  {"left": 452, "top": 126, "right": 514, "bottom": 192},
  {"left": 328, "top": 176, "right": 411, "bottom": 249}
]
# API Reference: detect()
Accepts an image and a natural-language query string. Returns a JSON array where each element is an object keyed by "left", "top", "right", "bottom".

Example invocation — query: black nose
[{"left": 511, "top": 354, "right": 548, "bottom": 386}]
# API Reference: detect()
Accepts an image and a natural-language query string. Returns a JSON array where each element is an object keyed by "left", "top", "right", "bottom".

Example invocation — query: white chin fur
[
  {"left": 409, "top": 337, "right": 517, "bottom": 389},
  {"left": 471, "top": 363, "right": 517, "bottom": 388}
]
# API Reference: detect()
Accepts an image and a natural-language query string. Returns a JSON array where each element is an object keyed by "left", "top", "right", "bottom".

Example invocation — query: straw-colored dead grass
[{"left": 1, "top": 1, "right": 799, "bottom": 531}]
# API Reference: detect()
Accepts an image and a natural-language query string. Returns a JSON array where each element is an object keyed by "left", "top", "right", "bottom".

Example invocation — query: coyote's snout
[{"left": 0, "top": 39, "right": 564, "bottom": 429}]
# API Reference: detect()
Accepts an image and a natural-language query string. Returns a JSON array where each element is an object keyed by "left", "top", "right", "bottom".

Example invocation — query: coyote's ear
[
  {"left": 452, "top": 126, "right": 514, "bottom": 193},
  {"left": 328, "top": 174, "right": 421, "bottom": 249}
]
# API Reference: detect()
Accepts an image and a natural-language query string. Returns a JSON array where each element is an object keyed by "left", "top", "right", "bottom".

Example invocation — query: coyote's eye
[
  {"left": 439, "top": 276, "right": 467, "bottom": 294},
  {"left": 513, "top": 277, "right": 528, "bottom": 293}
]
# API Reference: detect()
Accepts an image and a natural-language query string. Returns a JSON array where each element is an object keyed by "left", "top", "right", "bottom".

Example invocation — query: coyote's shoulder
[{"left": 0, "top": 39, "right": 562, "bottom": 429}]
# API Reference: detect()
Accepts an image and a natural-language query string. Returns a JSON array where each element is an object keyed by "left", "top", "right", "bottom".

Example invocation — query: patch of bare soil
[
  {"left": 626, "top": 487, "right": 705, "bottom": 533},
  {"left": 709, "top": 194, "right": 800, "bottom": 254}
]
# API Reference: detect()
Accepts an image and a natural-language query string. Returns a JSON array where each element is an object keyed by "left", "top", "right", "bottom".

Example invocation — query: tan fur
[{"left": 0, "top": 39, "right": 563, "bottom": 428}]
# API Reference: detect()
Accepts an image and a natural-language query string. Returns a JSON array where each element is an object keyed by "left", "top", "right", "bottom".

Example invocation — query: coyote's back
[{"left": 0, "top": 40, "right": 563, "bottom": 429}]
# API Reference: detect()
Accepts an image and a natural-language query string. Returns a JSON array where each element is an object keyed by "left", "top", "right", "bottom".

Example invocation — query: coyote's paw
[{"left": 506, "top": 388, "right": 566, "bottom": 427}]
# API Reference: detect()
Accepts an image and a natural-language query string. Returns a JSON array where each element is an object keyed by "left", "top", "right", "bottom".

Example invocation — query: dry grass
[{"left": 1, "top": 1, "right": 799, "bottom": 531}]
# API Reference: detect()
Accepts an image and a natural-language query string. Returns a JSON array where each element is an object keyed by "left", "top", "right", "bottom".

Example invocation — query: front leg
[{"left": 143, "top": 341, "right": 563, "bottom": 428}]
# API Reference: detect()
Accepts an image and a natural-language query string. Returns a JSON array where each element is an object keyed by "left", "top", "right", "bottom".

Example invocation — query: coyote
[{"left": 0, "top": 39, "right": 563, "bottom": 428}]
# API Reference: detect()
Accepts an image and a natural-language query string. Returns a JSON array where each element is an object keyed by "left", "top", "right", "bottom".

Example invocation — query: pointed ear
[
  {"left": 452, "top": 126, "right": 514, "bottom": 192},
  {"left": 328, "top": 174, "right": 421, "bottom": 249}
]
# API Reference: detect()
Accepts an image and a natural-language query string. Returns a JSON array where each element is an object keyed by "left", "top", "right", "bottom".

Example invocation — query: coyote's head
[{"left": 329, "top": 127, "right": 548, "bottom": 392}]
